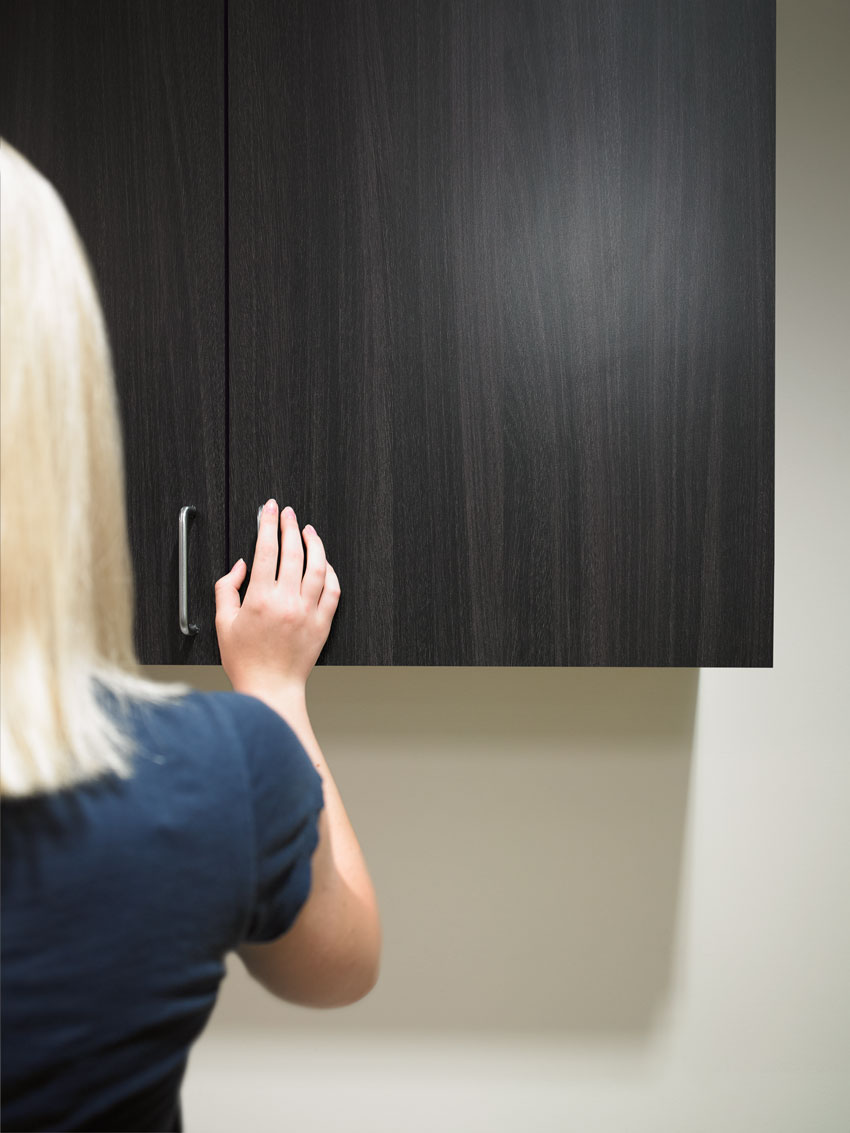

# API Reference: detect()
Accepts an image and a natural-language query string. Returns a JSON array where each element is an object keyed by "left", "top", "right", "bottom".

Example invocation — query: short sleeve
[{"left": 231, "top": 694, "right": 326, "bottom": 943}]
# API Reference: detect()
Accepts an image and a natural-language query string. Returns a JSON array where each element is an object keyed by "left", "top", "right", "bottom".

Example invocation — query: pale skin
[{"left": 214, "top": 499, "right": 381, "bottom": 1007}]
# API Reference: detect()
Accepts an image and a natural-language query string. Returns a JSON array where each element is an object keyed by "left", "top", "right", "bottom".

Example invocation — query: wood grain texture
[
  {"left": 0, "top": 0, "right": 225, "bottom": 663},
  {"left": 230, "top": 0, "right": 774, "bottom": 666}
]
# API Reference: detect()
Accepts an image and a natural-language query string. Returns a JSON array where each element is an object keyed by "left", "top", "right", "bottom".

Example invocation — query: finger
[
  {"left": 300, "top": 525, "right": 327, "bottom": 606},
  {"left": 278, "top": 505, "right": 304, "bottom": 594},
  {"left": 318, "top": 561, "right": 341, "bottom": 620},
  {"left": 214, "top": 558, "right": 247, "bottom": 625},
  {"left": 251, "top": 499, "right": 281, "bottom": 590}
]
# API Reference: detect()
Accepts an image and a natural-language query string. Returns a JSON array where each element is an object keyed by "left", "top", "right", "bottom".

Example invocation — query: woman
[{"left": 0, "top": 140, "right": 381, "bottom": 1132}]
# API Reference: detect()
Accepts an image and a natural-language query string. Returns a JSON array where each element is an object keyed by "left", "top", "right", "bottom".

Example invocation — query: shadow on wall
[{"left": 151, "top": 666, "right": 698, "bottom": 1036}]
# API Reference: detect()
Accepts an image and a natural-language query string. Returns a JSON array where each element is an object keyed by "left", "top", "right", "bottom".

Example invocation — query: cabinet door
[
  {"left": 229, "top": 0, "right": 774, "bottom": 666},
  {"left": 0, "top": 0, "right": 225, "bottom": 663}
]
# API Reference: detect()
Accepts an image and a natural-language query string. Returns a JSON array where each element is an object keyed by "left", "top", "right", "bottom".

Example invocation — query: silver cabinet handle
[
  {"left": 257, "top": 504, "right": 263, "bottom": 534},
  {"left": 179, "top": 505, "right": 199, "bottom": 635}
]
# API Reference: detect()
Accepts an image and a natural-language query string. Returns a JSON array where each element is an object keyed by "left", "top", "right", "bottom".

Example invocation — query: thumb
[{"left": 214, "top": 558, "right": 247, "bottom": 623}]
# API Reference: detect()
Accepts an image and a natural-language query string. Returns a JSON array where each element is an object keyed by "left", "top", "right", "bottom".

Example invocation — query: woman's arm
[
  {"left": 215, "top": 500, "right": 381, "bottom": 1006},
  {"left": 234, "top": 681, "right": 381, "bottom": 1007}
]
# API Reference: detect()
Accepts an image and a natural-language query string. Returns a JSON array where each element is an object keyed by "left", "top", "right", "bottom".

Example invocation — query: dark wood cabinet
[
  {"left": 0, "top": 0, "right": 226, "bottom": 664},
  {"left": 2, "top": 0, "right": 775, "bottom": 667}
]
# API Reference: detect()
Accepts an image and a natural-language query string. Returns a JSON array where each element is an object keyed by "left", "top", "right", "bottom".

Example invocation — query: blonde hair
[{"left": 0, "top": 140, "right": 193, "bottom": 798}]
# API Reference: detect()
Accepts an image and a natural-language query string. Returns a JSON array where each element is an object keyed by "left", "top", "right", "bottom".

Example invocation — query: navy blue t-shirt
[{"left": 1, "top": 688, "right": 325, "bottom": 1132}]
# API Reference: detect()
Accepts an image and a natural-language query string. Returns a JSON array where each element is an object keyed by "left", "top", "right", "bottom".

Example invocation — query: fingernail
[
  {"left": 283, "top": 506, "right": 295, "bottom": 520},
  {"left": 264, "top": 498, "right": 277, "bottom": 512}
]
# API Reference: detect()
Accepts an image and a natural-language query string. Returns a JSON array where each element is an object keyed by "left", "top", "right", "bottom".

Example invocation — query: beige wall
[{"left": 167, "top": 2, "right": 847, "bottom": 1128}]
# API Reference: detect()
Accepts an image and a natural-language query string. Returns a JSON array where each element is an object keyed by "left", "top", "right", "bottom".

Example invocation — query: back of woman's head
[{"left": 0, "top": 140, "right": 192, "bottom": 799}]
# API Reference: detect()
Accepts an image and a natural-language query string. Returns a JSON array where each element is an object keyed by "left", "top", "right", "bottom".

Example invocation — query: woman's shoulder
[
  {"left": 129, "top": 687, "right": 285, "bottom": 740},
  {"left": 169, "top": 688, "right": 302, "bottom": 748},
  {"left": 138, "top": 688, "right": 317, "bottom": 788}
]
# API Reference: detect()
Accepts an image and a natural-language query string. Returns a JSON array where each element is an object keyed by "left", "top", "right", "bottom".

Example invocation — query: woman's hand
[{"left": 214, "top": 499, "right": 340, "bottom": 696}]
